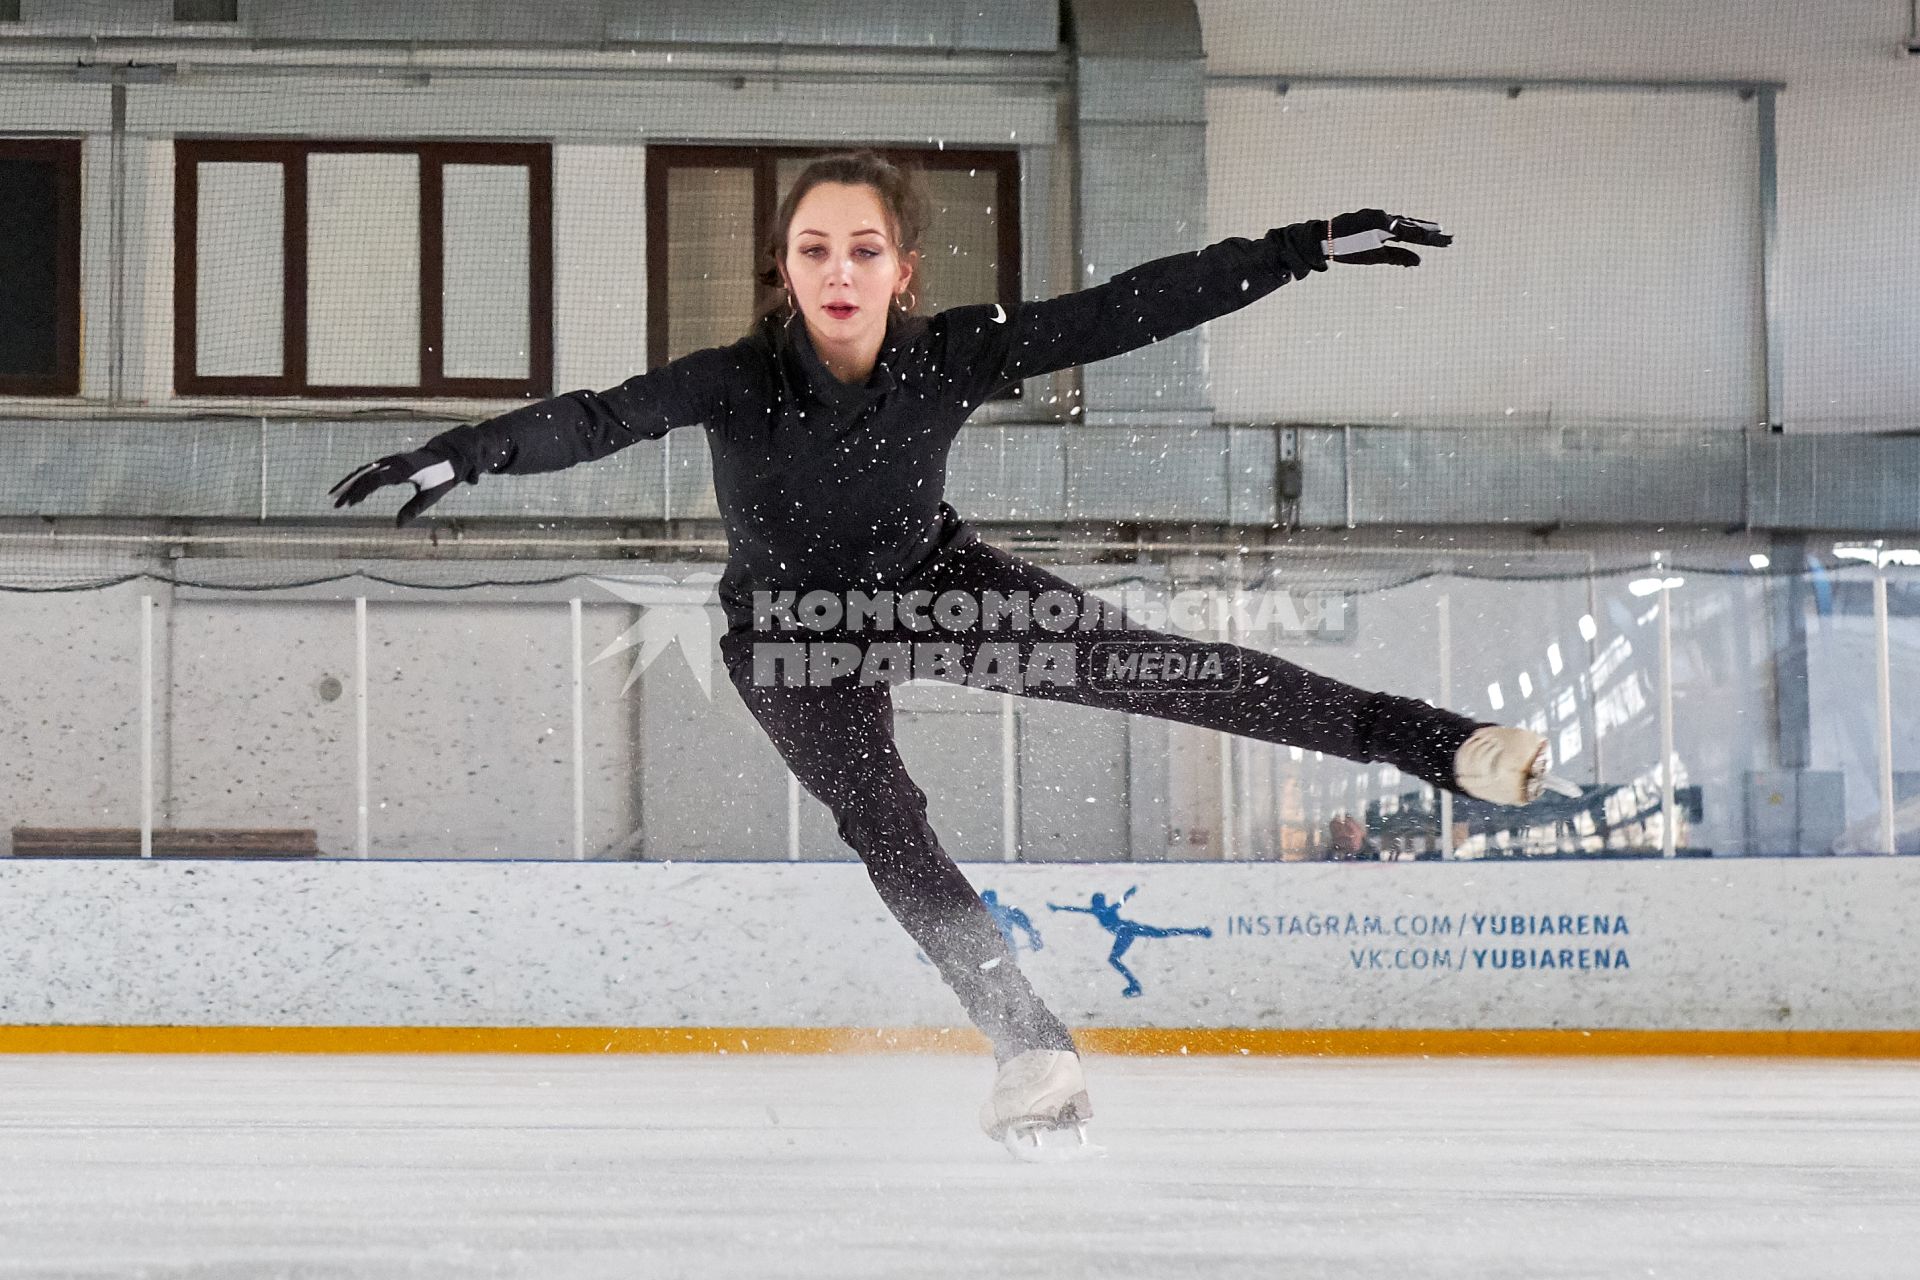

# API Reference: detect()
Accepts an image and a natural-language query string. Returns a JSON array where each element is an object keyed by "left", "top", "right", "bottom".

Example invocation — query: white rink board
[{"left": 0, "top": 859, "right": 1914, "bottom": 1030}]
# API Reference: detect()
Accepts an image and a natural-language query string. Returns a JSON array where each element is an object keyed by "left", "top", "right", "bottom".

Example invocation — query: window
[
  {"left": 173, "top": 0, "right": 238, "bottom": 21},
  {"left": 174, "top": 140, "right": 552, "bottom": 399},
  {"left": 0, "top": 139, "right": 81, "bottom": 396},
  {"left": 644, "top": 145, "right": 1019, "bottom": 379}
]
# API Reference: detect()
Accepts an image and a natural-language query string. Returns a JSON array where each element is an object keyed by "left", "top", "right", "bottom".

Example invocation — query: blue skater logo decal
[
  {"left": 917, "top": 888, "right": 1045, "bottom": 967},
  {"left": 981, "top": 889, "right": 1045, "bottom": 955},
  {"left": 1048, "top": 887, "right": 1212, "bottom": 998}
]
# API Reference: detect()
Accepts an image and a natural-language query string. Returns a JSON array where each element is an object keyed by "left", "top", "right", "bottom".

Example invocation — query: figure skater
[{"left": 332, "top": 150, "right": 1551, "bottom": 1157}]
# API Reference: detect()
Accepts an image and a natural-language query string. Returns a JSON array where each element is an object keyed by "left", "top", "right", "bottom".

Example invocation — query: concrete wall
[
  {"left": 2, "top": 0, "right": 1915, "bottom": 432},
  {"left": 1207, "top": 86, "right": 1764, "bottom": 429},
  {"left": 8, "top": 0, "right": 1060, "bottom": 49},
  {"left": 1199, "top": 0, "right": 1920, "bottom": 434}
]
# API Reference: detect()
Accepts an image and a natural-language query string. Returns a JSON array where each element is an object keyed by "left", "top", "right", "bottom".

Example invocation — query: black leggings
[{"left": 720, "top": 538, "right": 1482, "bottom": 1061}]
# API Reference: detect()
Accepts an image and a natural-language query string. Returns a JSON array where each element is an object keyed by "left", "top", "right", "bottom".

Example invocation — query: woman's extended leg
[
  {"left": 721, "top": 643, "right": 1075, "bottom": 1064},
  {"left": 907, "top": 540, "right": 1485, "bottom": 791}
]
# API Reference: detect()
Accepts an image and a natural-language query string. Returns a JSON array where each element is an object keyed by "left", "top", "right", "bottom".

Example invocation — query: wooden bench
[{"left": 10, "top": 827, "right": 322, "bottom": 858}]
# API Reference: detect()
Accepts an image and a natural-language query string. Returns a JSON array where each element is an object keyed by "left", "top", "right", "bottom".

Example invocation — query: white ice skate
[
  {"left": 980, "top": 1049, "right": 1104, "bottom": 1162},
  {"left": 1454, "top": 726, "right": 1580, "bottom": 805}
]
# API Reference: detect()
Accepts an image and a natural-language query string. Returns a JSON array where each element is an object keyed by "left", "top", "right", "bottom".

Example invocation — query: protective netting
[{"left": 1, "top": 0, "right": 1915, "bottom": 861}]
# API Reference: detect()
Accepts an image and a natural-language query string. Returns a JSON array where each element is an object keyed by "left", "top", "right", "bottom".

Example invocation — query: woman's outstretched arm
[
  {"left": 330, "top": 341, "right": 744, "bottom": 524},
  {"left": 941, "top": 210, "right": 1450, "bottom": 401}
]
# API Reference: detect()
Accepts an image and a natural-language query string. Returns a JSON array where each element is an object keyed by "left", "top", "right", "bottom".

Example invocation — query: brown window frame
[
  {"left": 643, "top": 144, "right": 1021, "bottom": 380},
  {"left": 0, "top": 138, "right": 82, "bottom": 397},
  {"left": 174, "top": 139, "right": 553, "bottom": 400}
]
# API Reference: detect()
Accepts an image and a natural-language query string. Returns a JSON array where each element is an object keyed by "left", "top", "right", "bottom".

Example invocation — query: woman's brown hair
[{"left": 755, "top": 149, "right": 931, "bottom": 325}]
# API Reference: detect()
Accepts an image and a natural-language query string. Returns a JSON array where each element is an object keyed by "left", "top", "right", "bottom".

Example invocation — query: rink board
[{"left": 0, "top": 858, "right": 1916, "bottom": 1051}]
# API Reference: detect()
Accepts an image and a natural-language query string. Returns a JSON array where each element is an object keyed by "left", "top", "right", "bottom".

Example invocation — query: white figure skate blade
[
  {"left": 1538, "top": 772, "right": 1583, "bottom": 799},
  {"left": 1000, "top": 1123, "right": 1107, "bottom": 1164}
]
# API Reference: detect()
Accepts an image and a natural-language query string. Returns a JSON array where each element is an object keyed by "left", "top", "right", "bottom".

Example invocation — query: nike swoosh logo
[{"left": 990, "top": 303, "right": 1007, "bottom": 324}]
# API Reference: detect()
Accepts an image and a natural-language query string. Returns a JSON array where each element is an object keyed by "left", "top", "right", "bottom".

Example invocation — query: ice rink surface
[{"left": 2, "top": 1053, "right": 1916, "bottom": 1279}]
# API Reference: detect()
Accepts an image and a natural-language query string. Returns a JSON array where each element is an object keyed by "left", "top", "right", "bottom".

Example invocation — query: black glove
[
  {"left": 329, "top": 446, "right": 463, "bottom": 527},
  {"left": 1326, "top": 209, "right": 1453, "bottom": 267}
]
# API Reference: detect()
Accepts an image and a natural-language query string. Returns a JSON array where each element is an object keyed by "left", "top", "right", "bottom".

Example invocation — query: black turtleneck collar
[{"left": 772, "top": 306, "right": 920, "bottom": 410}]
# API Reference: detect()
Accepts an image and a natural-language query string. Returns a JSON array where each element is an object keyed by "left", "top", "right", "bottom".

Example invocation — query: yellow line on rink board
[
  {"left": 1076, "top": 1027, "right": 1920, "bottom": 1059},
  {"left": 0, "top": 1026, "right": 973, "bottom": 1055},
  {"left": 0, "top": 1026, "right": 1918, "bottom": 1057}
]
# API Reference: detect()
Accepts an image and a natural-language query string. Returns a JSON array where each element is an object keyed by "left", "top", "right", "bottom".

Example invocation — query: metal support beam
[
  {"left": 1757, "top": 89, "right": 1784, "bottom": 431},
  {"left": 139, "top": 593, "right": 153, "bottom": 859},
  {"left": 1438, "top": 590, "right": 1454, "bottom": 858},
  {"left": 1872, "top": 545, "right": 1897, "bottom": 856},
  {"left": 1658, "top": 558, "right": 1678, "bottom": 858},
  {"left": 1768, "top": 533, "right": 1811, "bottom": 770},
  {"left": 787, "top": 774, "right": 801, "bottom": 863},
  {"left": 1002, "top": 696, "right": 1019, "bottom": 863},
  {"left": 355, "top": 596, "right": 369, "bottom": 858},
  {"left": 1209, "top": 73, "right": 1785, "bottom": 97},
  {"left": 570, "top": 597, "right": 586, "bottom": 862},
  {"left": 109, "top": 74, "right": 127, "bottom": 404}
]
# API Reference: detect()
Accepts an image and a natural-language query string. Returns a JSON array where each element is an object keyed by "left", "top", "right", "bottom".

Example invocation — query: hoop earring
[
  {"left": 895, "top": 288, "right": 917, "bottom": 313},
  {"left": 783, "top": 288, "right": 797, "bottom": 332}
]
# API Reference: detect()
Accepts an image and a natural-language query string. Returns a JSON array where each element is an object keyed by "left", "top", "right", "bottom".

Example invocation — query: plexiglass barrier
[{"left": 2, "top": 541, "right": 1913, "bottom": 861}]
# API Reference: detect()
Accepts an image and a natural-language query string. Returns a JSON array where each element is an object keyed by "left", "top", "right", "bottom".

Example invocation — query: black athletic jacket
[{"left": 424, "top": 220, "right": 1330, "bottom": 631}]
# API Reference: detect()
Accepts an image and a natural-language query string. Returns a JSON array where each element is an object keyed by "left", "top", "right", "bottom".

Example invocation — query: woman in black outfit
[{"left": 334, "top": 150, "right": 1548, "bottom": 1157}]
